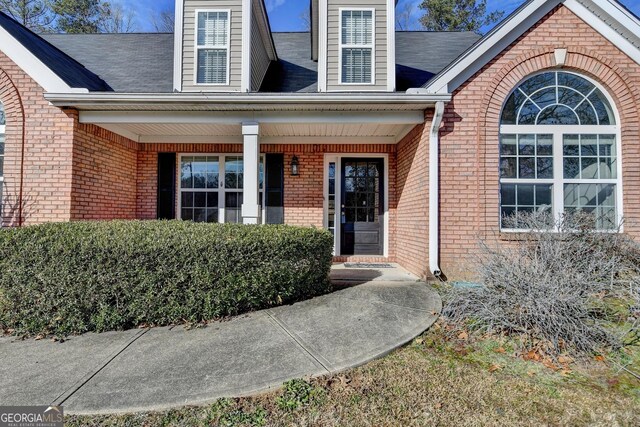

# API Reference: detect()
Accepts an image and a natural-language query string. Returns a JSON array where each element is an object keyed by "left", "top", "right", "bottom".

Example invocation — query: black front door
[{"left": 340, "top": 158, "right": 384, "bottom": 255}]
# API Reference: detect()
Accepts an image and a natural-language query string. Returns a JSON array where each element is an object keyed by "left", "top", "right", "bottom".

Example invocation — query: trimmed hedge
[{"left": 0, "top": 221, "right": 333, "bottom": 336}]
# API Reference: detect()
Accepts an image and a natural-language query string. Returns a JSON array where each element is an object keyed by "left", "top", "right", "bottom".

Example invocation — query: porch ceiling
[{"left": 81, "top": 110, "right": 426, "bottom": 144}]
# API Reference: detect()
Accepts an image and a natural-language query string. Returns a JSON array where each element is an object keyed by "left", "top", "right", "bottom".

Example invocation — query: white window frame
[
  {"left": 177, "top": 154, "right": 266, "bottom": 224},
  {"left": 499, "top": 73, "right": 623, "bottom": 233},
  {"left": 323, "top": 154, "right": 389, "bottom": 257},
  {"left": 194, "top": 9, "right": 231, "bottom": 86},
  {"left": 338, "top": 8, "right": 375, "bottom": 86}
]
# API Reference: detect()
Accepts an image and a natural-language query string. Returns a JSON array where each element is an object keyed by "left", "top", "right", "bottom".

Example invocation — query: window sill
[{"left": 498, "top": 232, "right": 535, "bottom": 241}]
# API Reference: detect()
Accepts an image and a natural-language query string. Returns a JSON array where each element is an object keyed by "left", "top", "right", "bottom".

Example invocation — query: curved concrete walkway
[{"left": 0, "top": 276, "right": 441, "bottom": 415}]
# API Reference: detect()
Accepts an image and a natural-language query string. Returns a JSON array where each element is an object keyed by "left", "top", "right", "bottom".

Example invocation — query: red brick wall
[
  {"left": 438, "top": 5, "right": 640, "bottom": 278},
  {"left": 395, "top": 112, "right": 432, "bottom": 278},
  {"left": 70, "top": 113, "right": 139, "bottom": 220},
  {"left": 137, "top": 143, "right": 399, "bottom": 259},
  {"left": 0, "top": 52, "right": 139, "bottom": 225},
  {"left": 0, "top": 51, "right": 75, "bottom": 226}
]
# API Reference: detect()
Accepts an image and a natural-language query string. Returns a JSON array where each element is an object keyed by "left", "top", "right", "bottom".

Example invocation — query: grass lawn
[{"left": 66, "top": 322, "right": 640, "bottom": 427}]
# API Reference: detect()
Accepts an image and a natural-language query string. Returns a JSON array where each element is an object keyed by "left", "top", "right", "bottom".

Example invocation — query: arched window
[
  {"left": 499, "top": 71, "right": 620, "bottom": 230},
  {"left": 0, "top": 102, "right": 4, "bottom": 219}
]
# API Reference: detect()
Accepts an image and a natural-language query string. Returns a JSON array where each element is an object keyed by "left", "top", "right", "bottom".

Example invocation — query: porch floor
[{"left": 330, "top": 262, "right": 420, "bottom": 287}]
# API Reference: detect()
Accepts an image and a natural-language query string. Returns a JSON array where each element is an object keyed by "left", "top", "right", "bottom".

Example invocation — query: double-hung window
[
  {"left": 196, "top": 10, "right": 230, "bottom": 85},
  {"left": 340, "top": 9, "right": 374, "bottom": 85},
  {"left": 499, "top": 71, "right": 621, "bottom": 231},
  {"left": 179, "top": 155, "right": 264, "bottom": 224}
]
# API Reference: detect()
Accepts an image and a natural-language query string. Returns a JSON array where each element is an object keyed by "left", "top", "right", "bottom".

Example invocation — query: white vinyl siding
[
  {"left": 250, "top": 9, "right": 270, "bottom": 91},
  {"left": 340, "top": 9, "right": 373, "bottom": 84},
  {"left": 196, "top": 11, "right": 230, "bottom": 85},
  {"left": 326, "top": 0, "right": 387, "bottom": 91},
  {"left": 182, "top": 0, "right": 242, "bottom": 91}
]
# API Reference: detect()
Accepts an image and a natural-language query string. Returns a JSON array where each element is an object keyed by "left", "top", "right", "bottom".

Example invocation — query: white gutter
[
  {"left": 429, "top": 101, "right": 445, "bottom": 277},
  {"left": 44, "top": 92, "right": 452, "bottom": 108}
]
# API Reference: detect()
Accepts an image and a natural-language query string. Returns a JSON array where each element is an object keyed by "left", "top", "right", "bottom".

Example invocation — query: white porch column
[{"left": 242, "top": 122, "right": 260, "bottom": 225}]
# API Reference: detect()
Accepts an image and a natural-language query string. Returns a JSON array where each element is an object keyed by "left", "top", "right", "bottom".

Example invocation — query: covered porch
[{"left": 47, "top": 92, "right": 440, "bottom": 269}]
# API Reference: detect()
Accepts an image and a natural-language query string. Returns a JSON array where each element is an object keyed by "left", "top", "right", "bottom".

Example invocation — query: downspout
[{"left": 429, "top": 101, "right": 445, "bottom": 278}]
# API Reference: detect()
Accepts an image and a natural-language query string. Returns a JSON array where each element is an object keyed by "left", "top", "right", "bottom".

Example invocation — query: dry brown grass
[{"left": 67, "top": 326, "right": 639, "bottom": 427}]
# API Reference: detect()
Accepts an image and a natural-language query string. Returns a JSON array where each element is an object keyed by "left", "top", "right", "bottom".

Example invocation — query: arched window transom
[
  {"left": 501, "top": 71, "right": 616, "bottom": 126},
  {"left": 499, "top": 72, "right": 621, "bottom": 230}
]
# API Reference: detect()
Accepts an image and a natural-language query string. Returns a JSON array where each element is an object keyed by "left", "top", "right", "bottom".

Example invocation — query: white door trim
[{"left": 323, "top": 153, "right": 389, "bottom": 257}]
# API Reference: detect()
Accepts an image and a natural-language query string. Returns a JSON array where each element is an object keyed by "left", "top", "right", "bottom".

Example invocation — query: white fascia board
[
  {"left": 424, "top": 0, "right": 640, "bottom": 95},
  {"left": 242, "top": 0, "right": 251, "bottom": 92},
  {"left": 386, "top": 0, "right": 396, "bottom": 92},
  {"left": 318, "top": 0, "right": 328, "bottom": 92},
  {"left": 173, "top": 0, "right": 184, "bottom": 92},
  {"left": 564, "top": 0, "right": 640, "bottom": 64},
  {"left": 0, "top": 25, "right": 82, "bottom": 93},
  {"left": 44, "top": 92, "right": 451, "bottom": 106},
  {"left": 253, "top": 0, "right": 277, "bottom": 60},
  {"left": 424, "top": 0, "right": 559, "bottom": 94},
  {"left": 79, "top": 110, "right": 426, "bottom": 125}
]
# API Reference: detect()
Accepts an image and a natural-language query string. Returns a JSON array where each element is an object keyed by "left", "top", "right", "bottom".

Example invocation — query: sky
[{"left": 116, "top": 0, "right": 640, "bottom": 33}]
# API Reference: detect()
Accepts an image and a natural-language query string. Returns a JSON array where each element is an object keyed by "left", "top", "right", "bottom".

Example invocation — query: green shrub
[{"left": 0, "top": 221, "right": 333, "bottom": 336}]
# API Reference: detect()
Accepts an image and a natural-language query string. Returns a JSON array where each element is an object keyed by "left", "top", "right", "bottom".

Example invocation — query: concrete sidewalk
[{"left": 0, "top": 271, "right": 441, "bottom": 415}]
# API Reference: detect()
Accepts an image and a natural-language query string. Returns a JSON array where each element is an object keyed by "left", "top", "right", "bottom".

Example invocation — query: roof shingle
[{"left": 0, "top": 11, "right": 111, "bottom": 91}]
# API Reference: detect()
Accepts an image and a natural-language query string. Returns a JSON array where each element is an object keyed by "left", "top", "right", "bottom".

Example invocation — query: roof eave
[
  {"left": 44, "top": 91, "right": 452, "bottom": 109},
  {"left": 423, "top": 0, "right": 640, "bottom": 95}
]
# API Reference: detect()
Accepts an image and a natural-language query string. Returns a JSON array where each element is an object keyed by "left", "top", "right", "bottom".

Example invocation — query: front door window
[{"left": 340, "top": 158, "right": 384, "bottom": 255}]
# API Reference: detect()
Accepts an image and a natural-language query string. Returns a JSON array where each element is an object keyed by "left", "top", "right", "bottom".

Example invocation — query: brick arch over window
[
  {"left": 475, "top": 47, "right": 640, "bottom": 236},
  {"left": 0, "top": 67, "right": 26, "bottom": 227}
]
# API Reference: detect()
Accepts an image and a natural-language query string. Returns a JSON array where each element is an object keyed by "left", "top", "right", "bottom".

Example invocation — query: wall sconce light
[{"left": 290, "top": 155, "right": 299, "bottom": 176}]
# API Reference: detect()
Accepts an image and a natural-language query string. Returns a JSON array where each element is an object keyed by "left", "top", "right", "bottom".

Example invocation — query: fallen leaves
[
  {"left": 558, "top": 356, "right": 574, "bottom": 365},
  {"left": 523, "top": 350, "right": 542, "bottom": 362},
  {"left": 488, "top": 364, "right": 502, "bottom": 373},
  {"left": 542, "top": 359, "right": 560, "bottom": 371},
  {"left": 457, "top": 331, "right": 469, "bottom": 340}
]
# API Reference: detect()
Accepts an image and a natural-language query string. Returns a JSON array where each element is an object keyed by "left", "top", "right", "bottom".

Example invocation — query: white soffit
[{"left": 424, "top": 0, "right": 640, "bottom": 95}]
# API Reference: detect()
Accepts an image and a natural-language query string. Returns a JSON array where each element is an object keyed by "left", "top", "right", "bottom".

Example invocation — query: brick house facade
[{"left": 0, "top": 0, "right": 639, "bottom": 280}]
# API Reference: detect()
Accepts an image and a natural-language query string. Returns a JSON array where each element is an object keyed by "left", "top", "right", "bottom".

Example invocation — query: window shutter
[
  {"left": 157, "top": 153, "right": 176, "bottom": 220},
  {"left": 265, "top": 154, "right": 284, "bottom": 224}
]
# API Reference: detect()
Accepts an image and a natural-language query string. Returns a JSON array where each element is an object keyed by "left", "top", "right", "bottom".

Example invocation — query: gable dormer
[
  {"left": 313, "top": 0, "right": 396, "bottom": 92},
  {"left": 173, "top": 0, "right": 277, "bottom": 92}
]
